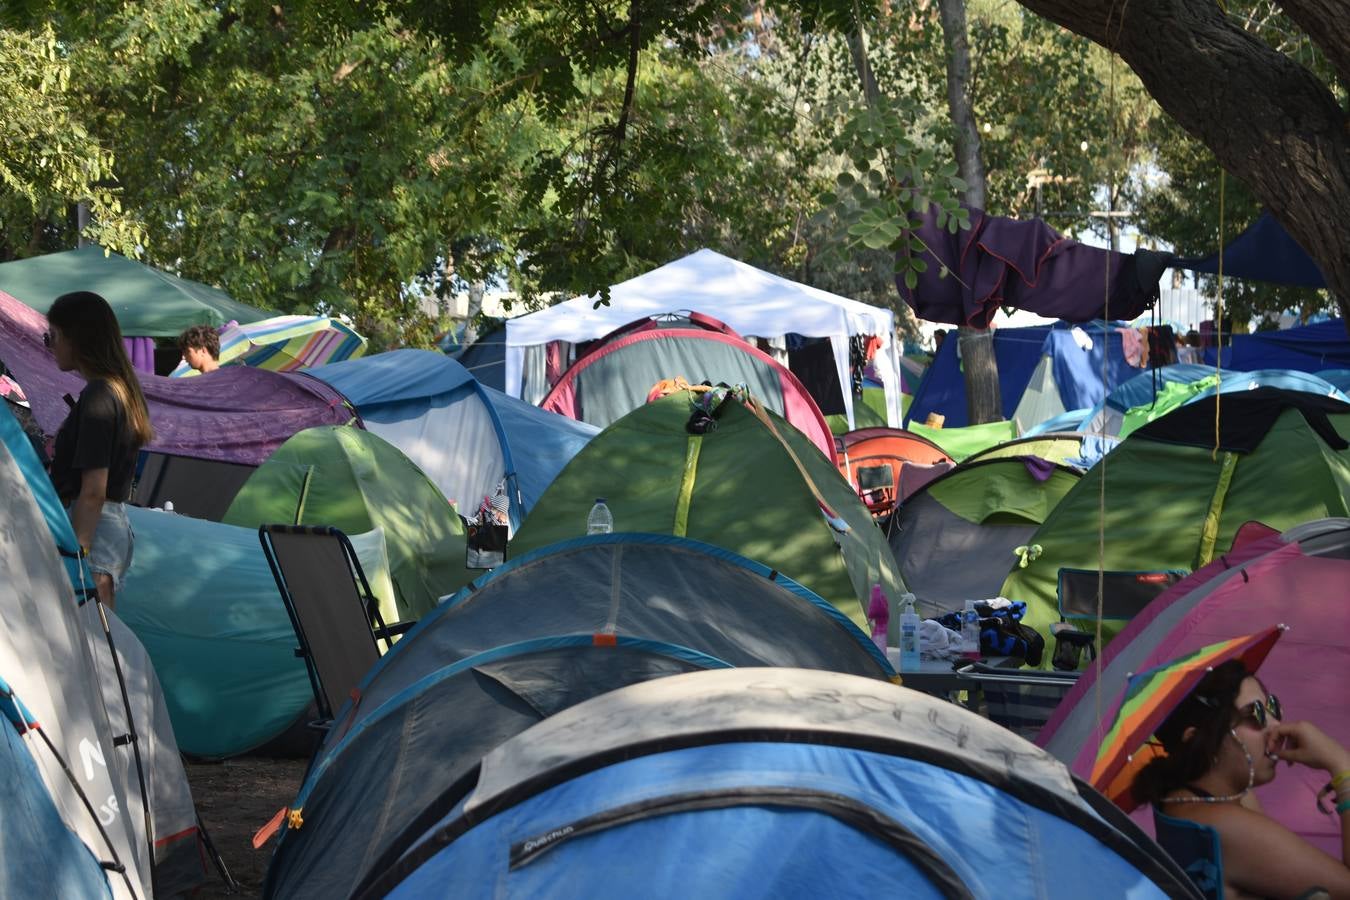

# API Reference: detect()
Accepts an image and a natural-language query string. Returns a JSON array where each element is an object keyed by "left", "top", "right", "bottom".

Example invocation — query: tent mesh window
[{"left": 1056, "top": 568, "right": 1185, "bottom": 621}]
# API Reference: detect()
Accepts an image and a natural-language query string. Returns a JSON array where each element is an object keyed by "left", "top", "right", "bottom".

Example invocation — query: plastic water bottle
[
  {"left": 961, "top": 599, "right": 982, "bottom": 660},
  {"left": 162, "top": 500, "right": 175, "bottom": 513},
  {"left": 586, "top": 498, "right": 613, "bottom": 535},
  {"left": 866, "top": 584, "right": 889, "bottom": 655},
  {"left": 899, "top": 593, "right": 921, "bottom": 672}
]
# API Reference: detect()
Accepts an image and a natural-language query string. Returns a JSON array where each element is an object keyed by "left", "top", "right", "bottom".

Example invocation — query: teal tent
[{"left": 0, "top": 245, "right": 268, "bottom": 337}]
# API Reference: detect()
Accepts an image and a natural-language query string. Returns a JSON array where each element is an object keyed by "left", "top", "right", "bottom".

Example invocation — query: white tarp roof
[{"left": 504, "top": 249, "right": 903, "bottom": 427}]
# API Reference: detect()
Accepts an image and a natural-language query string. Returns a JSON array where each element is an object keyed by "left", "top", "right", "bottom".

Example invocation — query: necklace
[{"left": 1166, "top": 729, "right": 1254, "bottom": 804}]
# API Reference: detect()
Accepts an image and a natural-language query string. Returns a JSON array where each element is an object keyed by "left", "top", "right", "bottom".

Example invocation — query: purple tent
[
  {"left": 1037, "top": 518, "right": 1350, "bottom": 855},
  {"left": 896, "top": 205, "right": 1167, "bottom": 328},
  {"left": 0, "top": 289, "right": 356, "bottom": 465}
]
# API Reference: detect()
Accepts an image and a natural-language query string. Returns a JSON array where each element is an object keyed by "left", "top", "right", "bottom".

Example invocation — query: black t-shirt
[{"left": 50, "top": 379, "right": 140, "bottom": 505}]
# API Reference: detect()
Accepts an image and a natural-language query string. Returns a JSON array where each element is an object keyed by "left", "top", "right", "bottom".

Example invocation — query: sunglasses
[{"left": 1236, "top": 694, "right": 1282, "bottom": 729}]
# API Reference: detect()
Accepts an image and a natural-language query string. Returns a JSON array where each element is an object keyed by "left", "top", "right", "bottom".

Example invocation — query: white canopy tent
[{"left": 504, "top": 249, "right": 904, "bottom": 428}]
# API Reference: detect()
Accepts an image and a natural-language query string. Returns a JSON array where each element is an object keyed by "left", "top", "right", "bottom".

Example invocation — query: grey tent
[
  {"left": 263, "top": 636, "right": 728, "bottom": 899},
  {"left": 325, "top": 533, "right": 892, "bottom": 739}
]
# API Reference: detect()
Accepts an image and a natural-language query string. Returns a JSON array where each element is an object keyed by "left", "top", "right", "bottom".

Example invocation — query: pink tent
[
  {"left": 1038, "top": 518, "right": 1350, "bottom": 853},
  {"left": 0, "top": 289, "right": 355, "bottom": 465},
  {"left": 541, "top": 326, "right": 834, "bottom": 458}
]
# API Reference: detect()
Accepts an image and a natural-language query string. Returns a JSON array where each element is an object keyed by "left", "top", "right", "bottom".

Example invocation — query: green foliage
[
  {"left": 814, "top": 96, "right": 971, "bottom": 289},
  {"left": 0, "top": 24, "right": 145, "bottom": 259}
]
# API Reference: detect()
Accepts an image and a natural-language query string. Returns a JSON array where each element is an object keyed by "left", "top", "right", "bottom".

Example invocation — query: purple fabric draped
[
  {"left": 0, "top": 289, "right": 357, "bottom": 465},
  {"left": 123, "top": 336, "right": 156, "bottom": 374},
  {"left": 895, "top": 205, "right": 1168, "bottom": 328}
]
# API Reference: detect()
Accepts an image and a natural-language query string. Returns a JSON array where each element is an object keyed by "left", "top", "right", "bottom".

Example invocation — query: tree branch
[
  {"left": 1277, "top": 0, "right": 1350, "bottom": 88},
  {"left": 1015, "top": 0, "right": 1350, "bottom": 314}
]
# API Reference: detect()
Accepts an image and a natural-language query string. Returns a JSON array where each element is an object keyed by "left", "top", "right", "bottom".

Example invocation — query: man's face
[{"left": 183, "top": 346, "right": 211, "bottom": 372}]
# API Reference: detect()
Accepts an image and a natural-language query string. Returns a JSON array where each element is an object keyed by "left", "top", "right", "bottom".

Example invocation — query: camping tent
[
  {"left": 1037, "top": 519, "right": 1350, "bottom": 855},
  {"left": 263, "top": 636, "right": 730, "bottom": 900},
  {"left": 0, "top": 709, "right": 113, "bottom": 898},
  {"left": 999, "top": 390, "right": 1350, "bottom": 656},
  {"left": 908, "top": 321, "right": 1142, "bottom": 430},
  {"left": 889, "top": 458, "right": 1081, "bottom": 615},
  {"left": 540, "top": 324, "right": 834, "bottom": 457},
  {"left": 833, "top": 427, "right": 953, "bottom": 516},
  {"left": 118, "top": 508, "right": 395, "bottom": 758},
  {"left": 509, "top": 391, "right": 905, "bottom": 634},
  {"left": 1206, "top": 318, "right": 1350, "bottom": 372},
  {"left": 223, "top": 426, "right": 467, "bottom": 620},
  {"left": 309, "top": 350, "right": 597, "bottom": 528},
  {"left": 0, "top": 245, "right": 268, "bottom": 337},
  {"left": 1075, "top": 364, "right": 1348, "bottom": 439},
  {"left": 357, "top": 668, "right": 1198, "bottom": 899},
  {"left": 448, "top": 319, "right": 507, "bottom": 390},
  {"left": 502, "top": 249, "right": 903, "bottom": 428},
  {"left": 963, "top": 433, "right": 1116, "bottom": 469},
  {"left": 0, "top": 405, "right": 151, "bottom": 898},
  {"left": 0, "top": 288, "right": 355, "bottom": 465},
  {"left": 321, "top": 533, "right": 893, "bottom": 751}
]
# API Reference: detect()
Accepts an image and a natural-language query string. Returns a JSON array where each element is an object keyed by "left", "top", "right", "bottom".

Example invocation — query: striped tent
[{"left": 171, "top": 315, "right": 365, "bottom": 376}]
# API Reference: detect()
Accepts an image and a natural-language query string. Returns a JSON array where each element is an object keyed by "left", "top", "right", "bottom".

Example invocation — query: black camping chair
[{"left": 258, "top": 525, "right": 414, "bottom": 731}]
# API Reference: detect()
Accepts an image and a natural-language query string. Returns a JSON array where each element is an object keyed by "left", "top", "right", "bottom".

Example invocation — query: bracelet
[
  {"left": 1331, "top": 770, "right": 1350, "bottom": 790},
  {"left": 1337, "top": 798, "right": 1350, "bottom": 815}
]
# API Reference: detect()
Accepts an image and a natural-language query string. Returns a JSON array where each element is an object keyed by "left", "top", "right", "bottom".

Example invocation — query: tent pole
[
  {"left": 93, "top": 597, "right": 158, "bottom": 900},
  {"left": 195, "top": 808, "right": 240, "bottom": 893}
]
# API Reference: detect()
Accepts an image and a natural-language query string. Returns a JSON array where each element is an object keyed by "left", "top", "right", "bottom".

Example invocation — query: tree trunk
[
  {"left": 465, "top": 280, "right": 485, "bottom": 345},
  {"left": 937, "top": 0, "right": 1003, "bottom": 424},
  {"left": 1012, "top": 0, "right": 1350, "bottom": 332}
]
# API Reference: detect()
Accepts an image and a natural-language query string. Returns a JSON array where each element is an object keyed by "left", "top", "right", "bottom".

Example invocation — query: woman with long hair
[
  {"left": 45, "top": 291, "right": 153, "bottom": 609},
  {"left": 1133, "top": 659, "right": 1350, "bottom": 897}
]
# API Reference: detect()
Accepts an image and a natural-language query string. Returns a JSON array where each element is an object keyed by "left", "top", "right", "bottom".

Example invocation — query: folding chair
[
  {"left": 955, "top": 662, "right": 1080, "bottom": 741},
  {"left": 258, "top": 525, "right": 412, "bottom": 731}
]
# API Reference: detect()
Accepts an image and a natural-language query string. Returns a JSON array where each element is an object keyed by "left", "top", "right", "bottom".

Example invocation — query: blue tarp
[
  {"left": 1174, "top": 212, "right": 1325, "bottom": 289},
  {"left": 907, "top": 322, "right": 1138, "bottom": 428},
  {"left": 1205, "top": 319, "right": 1350, "bottom": 372},
  {"left": 311, "top": 350, "right": 596, "bottom": 525}
]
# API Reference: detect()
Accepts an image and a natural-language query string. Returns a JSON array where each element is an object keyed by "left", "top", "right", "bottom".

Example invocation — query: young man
[{"left": 178, "top": 324, "right": 221, "bottom": 374}]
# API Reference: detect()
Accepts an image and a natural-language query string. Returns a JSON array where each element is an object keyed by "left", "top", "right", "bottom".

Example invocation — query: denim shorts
[{"left": 87, "top": 502, "right": 135, "bottom": 591}]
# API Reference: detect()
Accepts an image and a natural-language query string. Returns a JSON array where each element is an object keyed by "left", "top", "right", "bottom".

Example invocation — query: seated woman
[{"left": 1133, "top": 659, "right": 1350, "bottom": 898}]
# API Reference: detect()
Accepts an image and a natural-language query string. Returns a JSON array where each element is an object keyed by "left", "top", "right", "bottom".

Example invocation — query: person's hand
[{"left": 1267, "top": 721, "right": 1350, "bottom": 774}]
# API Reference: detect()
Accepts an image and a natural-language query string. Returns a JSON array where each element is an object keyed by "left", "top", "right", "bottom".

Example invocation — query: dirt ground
[{"left": 185, "top": 756, "right": 308, "bottom": 898}]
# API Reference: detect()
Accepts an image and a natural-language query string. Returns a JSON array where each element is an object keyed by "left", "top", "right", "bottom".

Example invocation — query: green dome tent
[
  {"left": 510, "top": 391, "right": 905, "bottom": 632},
  {"left": 889, "top": 458, "right": 1082, "bottom": 613},
  {"left": 223, "top": 426, "right": 468, "bottom": 620},
  {"left": 0, "top": 245, "right": 268, "bottom": 336},
  {"left": 1000, "top": 390, "right": 1350, "bottom": 660}
]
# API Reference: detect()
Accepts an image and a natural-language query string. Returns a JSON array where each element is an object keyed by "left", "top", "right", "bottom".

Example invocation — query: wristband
[
  {"left": 1331, "top": 770, "right": 1350, "bottom": 790},
  {"left": 1337, "top": 798, "right": 1350, "bottom": 815}
]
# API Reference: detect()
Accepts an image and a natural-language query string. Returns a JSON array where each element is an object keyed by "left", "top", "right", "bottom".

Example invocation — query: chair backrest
[
  {"left": 1057, "top": 568, "right": 1186, "bottom": 622},
  {"left": 259, "top": 525, "right": 388, "bottom": 722},
  {"left": 1152, "top": 808, "right": 1224, "bottom": 900}
]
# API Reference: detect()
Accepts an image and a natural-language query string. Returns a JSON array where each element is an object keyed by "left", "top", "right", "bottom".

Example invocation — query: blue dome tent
[
  {"left": 264, "top": 636, "right": 730, "bottom": 899},
  {"left": 327, "top": 533, "right": 893, "bottom": 743},
  {"left": 360, "top": 668, "right": 1200, "bottom": 899},
  {"left": 310, "top": 349, "right": 597, "bottom": 527}
]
